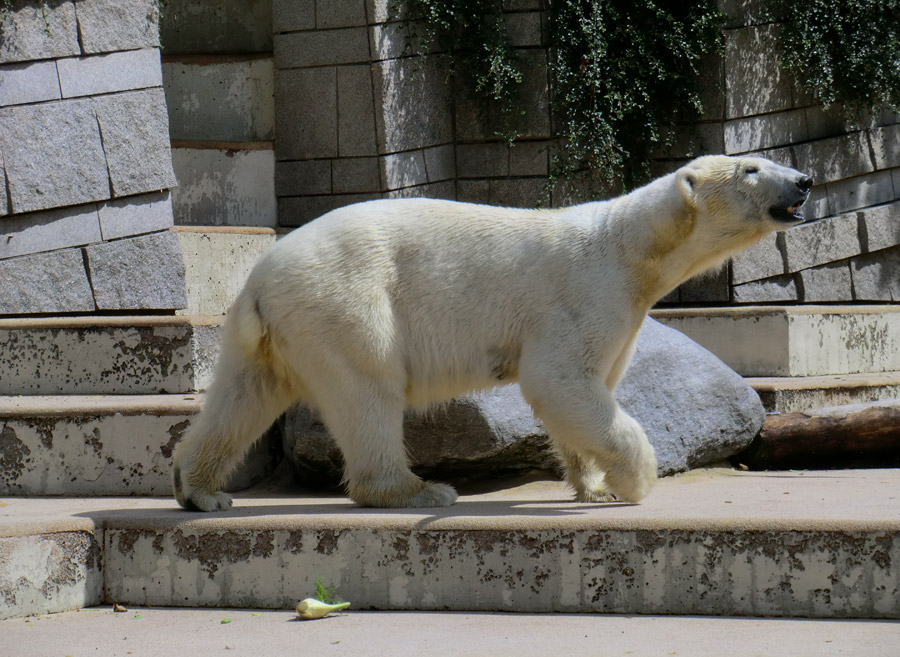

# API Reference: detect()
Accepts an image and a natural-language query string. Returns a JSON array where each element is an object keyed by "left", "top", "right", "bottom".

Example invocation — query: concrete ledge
[
  {"left": 748, "top": 372, "right": 900, "bottom": 412},
  {"left": 652, "top": 306, "right": 900, "bottom": 376},
  {"left": 2, "top": 469, "right": 899, "bottom": 619}
]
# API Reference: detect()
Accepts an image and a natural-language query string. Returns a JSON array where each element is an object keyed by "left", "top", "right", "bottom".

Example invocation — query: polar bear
[{"left": 173, "top": 155, "right": 812, "bottom": 511}]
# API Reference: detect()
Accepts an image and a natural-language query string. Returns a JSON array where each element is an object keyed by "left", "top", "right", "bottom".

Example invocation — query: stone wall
[
  {"left": 273, "top": 0, "right": 900, "bottom": 305},
  {"left": 0, "top": 0, "right": 185, "bottom": 315}
]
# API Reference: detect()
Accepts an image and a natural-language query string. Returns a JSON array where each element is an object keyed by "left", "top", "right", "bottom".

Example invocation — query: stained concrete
[{"left": 2, "top": 469, "right": 899, "bottom": 620}]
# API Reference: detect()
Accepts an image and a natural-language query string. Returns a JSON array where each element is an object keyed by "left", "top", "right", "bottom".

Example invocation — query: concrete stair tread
[
  {"left": 2, "top": 606, "right": 894, "bottom": 657},
  {"left": 3, "top": 469, "right": 900, "bottom": 619},
  {"left": 748, "top": 371, "right": 900, "bottom": 390},
  {"left": 747, "top": 371, "right": 900, "bottom": 412},
  {"left": 0, "top": 393, "right": 202, "bottom": 417}
]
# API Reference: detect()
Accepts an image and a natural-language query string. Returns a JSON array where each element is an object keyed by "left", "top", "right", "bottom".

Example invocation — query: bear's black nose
[{"left": 796, "top": 175, "right": 813, "bottom": 192}]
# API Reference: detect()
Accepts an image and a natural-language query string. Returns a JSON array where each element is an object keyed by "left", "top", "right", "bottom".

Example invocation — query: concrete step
[
  {"left": 2, "top": 469, "right": 898, "bottom": 620},
  {"left": 175, "top": 226, "right": 277, "bottom": 315},
  {"left": 652, "top": 305, "right": 900, "bottom": 376},
  {"left": 0, "top": 394, "right": 278, "bottom": 497},
  {"left": 2, "top": 607, "right": 895, "bottom": 657},
  {"left": 748, "top": 371, "right": 900, "bottom": 413},
  {"left": 171, "top": 142, "right": 277, "bottom": 228},
  {"left": 162, "top": 55, "right": 274, "bottom": 142},
  {"left": 0, "top": 316, "right": 222, "bottom": 395}
]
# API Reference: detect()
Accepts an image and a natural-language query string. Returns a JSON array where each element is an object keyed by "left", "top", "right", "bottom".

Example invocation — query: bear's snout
[{"left": 795, "top": 175, "right": 813, "bottom": 193}]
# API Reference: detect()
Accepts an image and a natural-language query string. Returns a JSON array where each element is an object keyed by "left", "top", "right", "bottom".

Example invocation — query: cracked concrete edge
[{"left": 651, "top": 305, "right": 900, "bottom": 319}]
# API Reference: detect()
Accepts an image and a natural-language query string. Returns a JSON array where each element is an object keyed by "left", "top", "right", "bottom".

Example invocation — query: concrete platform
[
  {"left": 748, "top": 371, "right": 900, "bottom": 413},
  {"left": 2, "top": 607, "right": 898, "bottom": 657},
  {"left": 652, "top": 305, "right": 900, "bottom": 376},
  {"left": 0, "top": 316, "right": 222, "bottom": 395},
  {"left": 2, "top": 469, "right": 899, "bottom": 620}
]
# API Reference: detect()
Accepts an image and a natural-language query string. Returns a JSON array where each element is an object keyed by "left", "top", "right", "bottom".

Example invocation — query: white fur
[{"left": 173, "top": 155, "right": 810, "bottom": 511}]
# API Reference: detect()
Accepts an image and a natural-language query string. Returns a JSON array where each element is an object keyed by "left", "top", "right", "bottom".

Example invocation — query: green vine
[
  {"left": 548, "top": 0, "right": 722, "bottom": 196},
  {"left": 775, "top": 0, "right": 900, "bottom": 115}
]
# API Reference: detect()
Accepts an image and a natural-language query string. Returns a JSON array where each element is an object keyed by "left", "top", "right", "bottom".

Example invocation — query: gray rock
[
  {"left": 0, "top": 99, "right": 110, "bottom": 214},
  {"left": 282, "top": 318, "right": 766, "bottom": 484},
  {"left": 0, "top": 0, "right": 79, "bottom": 64},
  {"left": 0, "top": 248, "right": 95, "bottom": 314},
  {"left": 84, "top": 231, "right": 187, "bottom": 311},
  {"left": 75, "top": 0, "right": 160, "bottom": 54},
  {"left": 93, "top": 88, "right": 178, "bottom": 197}
]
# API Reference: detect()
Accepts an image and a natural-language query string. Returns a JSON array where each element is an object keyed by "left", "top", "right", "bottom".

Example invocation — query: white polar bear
[{"left": 173, "top": 155, "right": 812, "bottom": 511}]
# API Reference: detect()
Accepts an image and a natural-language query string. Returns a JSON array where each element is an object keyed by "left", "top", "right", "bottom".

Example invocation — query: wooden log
[{"left": 738, "top": 398, "right": 900, "bottom": 469}]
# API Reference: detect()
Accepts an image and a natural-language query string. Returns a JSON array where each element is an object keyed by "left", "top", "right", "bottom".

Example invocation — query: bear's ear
[{"left": 676, "top": 168, "right": 697, "bottom": 208}]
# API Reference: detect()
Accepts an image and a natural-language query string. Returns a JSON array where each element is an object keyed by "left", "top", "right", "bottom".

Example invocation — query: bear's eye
[{"left": 745, "top": 166, "right": 759, "bottom": 175}]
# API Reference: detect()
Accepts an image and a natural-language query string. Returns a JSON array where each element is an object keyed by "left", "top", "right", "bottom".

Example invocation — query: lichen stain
[
  {"left": 252, "top": 531, "right": 274, "bottom": 558},
  {"left": 0, "top": 425, "right": 30, "bottom": 485},
  {"left": 315, "top": 530, "right": 343, "bottom": 555},
  {"left": 161, "top": 420, "right": 191, "bottom": 459},
  {"left": 173, "top": 530, "right": 253, "bottom": 578},
  {"left": 285, "top": 530, "right": 304, "bottom": 554}
]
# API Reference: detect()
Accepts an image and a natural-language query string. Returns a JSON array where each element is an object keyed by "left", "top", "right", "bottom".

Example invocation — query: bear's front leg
[
  {"left": 519, "top": 342, "right": 658, "bottom": 503},
  {"left": 555, "top": 445, "right": 618, "bottom": 503}
]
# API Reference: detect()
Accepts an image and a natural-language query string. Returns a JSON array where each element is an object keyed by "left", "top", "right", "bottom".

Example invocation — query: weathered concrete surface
[
  {"left": 0, "top": 394, "right": 279, "bottom": 496},
  {"left": 2, "top": 469, "right": 899, "bottom": 620},
  {"left": 0, "top": 532, "right": 103, "bottom": 620},
  {"left": 653, "top": 306, "right": 900, "bottom": 377},
  {"left": 749, "top": 371, "right": 900, "bottom": 413},
  {"left": 175, "top": 228, "right": 276, "bottom": 315},
  {"left": 0, "top": 316, "right": 222, "bottom": 395},
  {"left": 1, "top": 607, "right": 897, "bottom": 657}
]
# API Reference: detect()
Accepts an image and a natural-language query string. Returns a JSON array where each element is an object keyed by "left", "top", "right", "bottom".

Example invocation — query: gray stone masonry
[
  {"left": 0, "top": 60, "right": 61, "bottom": 106},
  {"left": 0, "top": 1, "right": 79, "bottom": 64},
  {"left": 99, "top": 192, "right": 174, "bottom": 241},
  {"left": 84, "top": 232, "right": 187, "bottom": 311},
  {"left": 0, "top": 205, "right": 102, "bottom": 260},
  {"left": 782, "top": 212, "right": 861, "bottom": 273},
  {"left": 792, "top": 132, "right": 874, "bottom": 185},
  {"left": 871, "top": 124, "right": 900, "bottom": 170},
  {"left": 798, "top": 262, "right": 854, "bottom": 302},
  {"left": 57, "top": 48, "right": 163, "bottom": 98},
  {"left": 725, "top": 24, "right": 793, "bottom": 119},
  {"left": 161, "top": 0, "right": 272, "bottom": 53},
  {"left": 731, "top": 232, "right": 784, "bottom": 284},
  {"left": 275, "top": 67, "right": 337, "bottom": 160},
  {"left": 826, "top": 170, "right": 896, "bottom": 216},
  {"left": 0, "top": 248, "right": 95, "bottom": 315},
  {"left": 75, "top": 0, "right": 161, "bottom": 53},
  {"left": 852, "top": 246, "right": 900, "bottom": 301},
  {"left": 861, "top": 202, "right": 900, "bottom": 252},
  {"left": 733, "top": 276, "right": 799, "bottom": 303},
  {"left": 337, "top": 65, "right": 378, "bottom": 157}
]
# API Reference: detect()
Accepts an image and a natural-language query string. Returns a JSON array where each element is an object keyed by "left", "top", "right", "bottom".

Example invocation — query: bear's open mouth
[{"left": 768, "top": 199, "right": 807, "bottom": 223}]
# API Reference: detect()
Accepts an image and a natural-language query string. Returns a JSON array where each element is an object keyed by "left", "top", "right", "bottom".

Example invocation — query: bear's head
[{"left": 675, "top": 155, "right": 813, "bottom": 235}]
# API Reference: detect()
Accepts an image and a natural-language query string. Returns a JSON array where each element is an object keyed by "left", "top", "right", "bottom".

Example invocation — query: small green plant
[
  {"left": 774, "top": 0, "right": 900, "bottom": 115},
  {"left": 313, "top": 577, "right": 342, "bottom": 604}
]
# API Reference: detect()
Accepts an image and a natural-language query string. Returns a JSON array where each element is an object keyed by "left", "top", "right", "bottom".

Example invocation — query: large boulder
[{"left": 281, "top": 318, "right": 766, "bottom": 483}]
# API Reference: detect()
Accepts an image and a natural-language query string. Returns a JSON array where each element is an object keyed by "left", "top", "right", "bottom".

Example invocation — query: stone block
[
  {"left": 755, "top": 145, "right": 794, "bottom": 168},
  {"left": 85, "top": 232, "right": 187, "bottom": 311},
  {"left": 724, "top": 109, "right": 807, "bottom": 155},
  {"left": 365, "top": 0, "right": 399, "bottom": 24},
  {"left": 731, "top": 231, "right": 783, "bottom": 284},
  {"left": 380, "top": 151, "right": 427, "bottom": 190},
  {"left": 373, "top": 56, "right": 454, "bottom": 153},
  {"left": 275, "top": 68, "right": 337, "bottom": 160},
  {"left": 385, "top": 180, "right": 455, "bottom": 200},
  {"left": 803, "top": 184, "right": 829, "bottom": 222},
  {"left": 0, "top": 148, "right": 7, "bottom": 215},
  {"left": 0, "top": 248, "right": 95, "bottom": 314},
  {"left": 74, "top": 0, "right": 160, "bottom": 53},
  {"left": 273, "top": 0, "right": 315, "bottom": 32},
  {"left": 804, "top": 105, "right": 864, "bottom": 141},
  {"left": 171, "top": 147, "right": 276, "bottom": 228},
  {"left": 457, "top": 143, "right": 509, "bottom": 179},
  {"left": 869, "top": 124, "right": 900, "bottom": 170},
  {"left": 488, "top": 178, "right": 544, "bottom": 208},
  {"left": 505, "top": 11, "right": 543, "bottom": 47},
  {"left": 860, "top": 202, "right": 900, "bottom": 253},
  {"left": 509, "top": 141, "right": 548, "bottom": 177},
  {"left": 333, "top": 157, "right": 382, "bottom": 193},
  {"left": 0, "top": 99, "right": 110, "bottom": 214},
  {"left": 161, "top": 0, "right": 272, "bottom": 53},
  {"left": 792, "top": 132, "right": 873, "bottom": 185},
  {"left": 852, "top": 246, "right": 900, "bottom": 301},
  {"left": 275, "top": 159, "right": 332, "bottom": 197},
  {"left": 733, "top": 275, "right": 798, "bottom": 303},
  {"left": 826, "top": 170, "right": 895, "bottom": 216},
  {"left": 680, "top": 268, "right": 730, "bottom": 303},
  {"left": 0, "top": 61, "right": 61, "bottom": 107},
  {"left": 99, "top": 191, "right": 175, "bottom": 241},
  {"left": 337, "top": 65, "right": 378, "bottom": 157},
  {"left": 317, "top": 0, "right": 367, "bottom": 28},
  {"left": 163, "top": 58, "right": 274, "bottom": 142},
  {"left": 457, "top": 180, "right": 490, "bottom": 205},
  {"left": 0, "top": 204, "right": 101, "bottom": 259},
  {"left": 654, "top": 122, "right": 725, "bottom": 160},
  {"left": 0, "top": 0, "right": 79, "bottom": 64},
  {"left": 783, "top": 213, "right": 861, "bottom": 272},
  {"left": 724, "top": 24, "right": 792, "bottom": 119},
  {"left": 279, "top": 193, "right": 381, "bottom": 227},
  {"left": 57, "top": 48, "right": 163, "bottom": 99},
  {"left": 274, "top": 28, "right": 370, "bottom": 69},
  {"left": 424, "top": 145, "right": 456, "bottom": 182},
  {"left": 508, "top": 49, "right": 551, "bottom": 139},
  {"left": 798, "top": 261, "right": 853, "bottom": 302},
  {"left": 93, "top": 88, "right": 178, "bottom": 197}
]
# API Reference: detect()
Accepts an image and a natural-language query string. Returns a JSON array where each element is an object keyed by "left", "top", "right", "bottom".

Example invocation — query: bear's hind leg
[
  {"left": 172, "top": 348, "right": 294, "bottom": 512},
  {"left": 556, "top": 445, "right": 617, "bottom": 503},
  {"left": 313, "top": 370, "right": 457, "bottom": 508}
]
